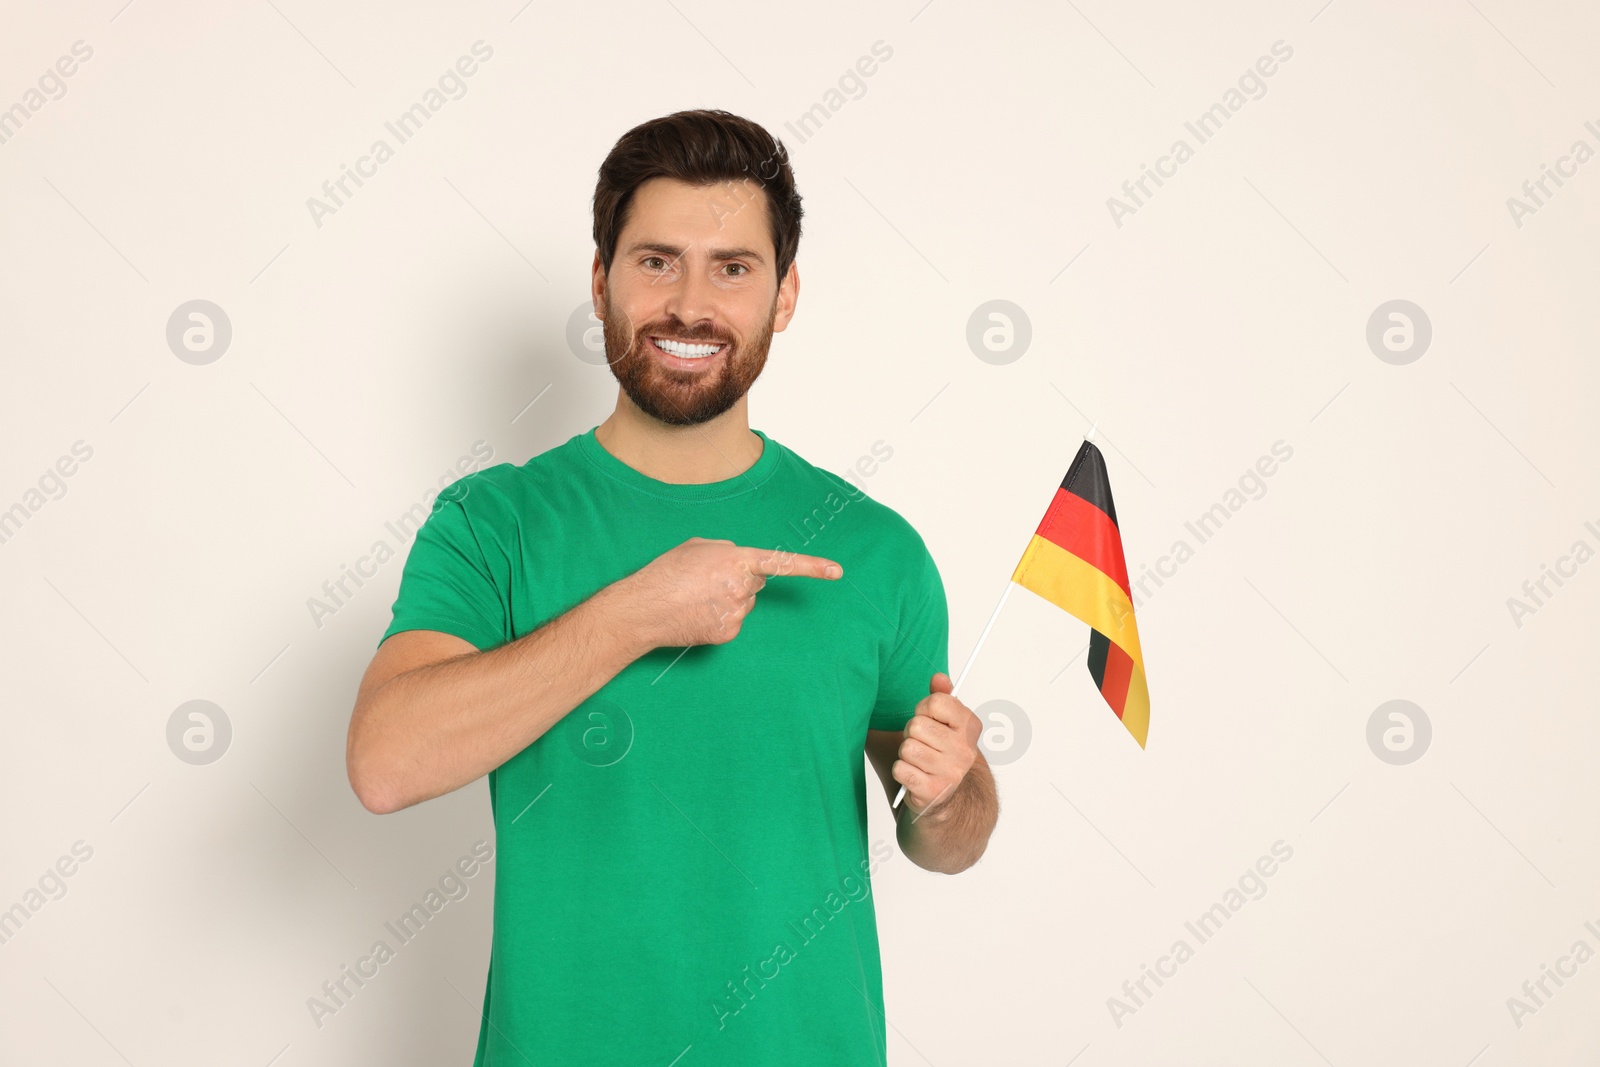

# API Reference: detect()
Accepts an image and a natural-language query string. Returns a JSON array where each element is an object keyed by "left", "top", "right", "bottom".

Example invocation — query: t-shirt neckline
[{"left": 577, "top": 425, "right": 782, "bottom": 502}]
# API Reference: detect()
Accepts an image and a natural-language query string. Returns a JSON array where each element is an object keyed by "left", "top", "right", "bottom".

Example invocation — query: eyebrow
[{"left": 624, "top": 241, "right": 766, "bottom": 266}]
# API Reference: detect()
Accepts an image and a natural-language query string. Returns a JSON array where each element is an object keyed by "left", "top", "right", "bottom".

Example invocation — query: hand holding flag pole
[{"left": 891, "top": 425, "right": 1150, "bottom": 809}]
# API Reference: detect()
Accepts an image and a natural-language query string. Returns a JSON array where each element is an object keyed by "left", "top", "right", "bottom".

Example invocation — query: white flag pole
[{"left": 891, "top": 422, "right": 1097, "bottom": 811}]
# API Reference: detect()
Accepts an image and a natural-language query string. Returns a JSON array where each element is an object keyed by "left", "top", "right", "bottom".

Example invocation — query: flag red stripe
[
  {"left": 1033, "top": 488, "right": 1131, "bottom": 601},
  {"left": 1099, "top": 637, "right": 1134, "bottom": 715}
]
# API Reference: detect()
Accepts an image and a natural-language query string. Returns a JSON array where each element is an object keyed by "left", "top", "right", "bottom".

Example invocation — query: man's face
[{"left": 594, "top": 176, "right": 798, "bottom": 426}]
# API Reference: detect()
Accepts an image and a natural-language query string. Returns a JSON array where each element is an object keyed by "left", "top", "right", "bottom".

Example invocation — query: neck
[{"left": 594, "top": 395, "right": 763, "bottom": 484}]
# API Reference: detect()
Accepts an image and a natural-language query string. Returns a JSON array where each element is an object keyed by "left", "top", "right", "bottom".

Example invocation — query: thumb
[{"left": 928, "top": 671, "right": 954, "bottom": 695}]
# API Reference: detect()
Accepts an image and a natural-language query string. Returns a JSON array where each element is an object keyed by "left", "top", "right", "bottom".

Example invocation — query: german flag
[{"left": 1009, "top": 440, "right": 1150, "bottom": 747}]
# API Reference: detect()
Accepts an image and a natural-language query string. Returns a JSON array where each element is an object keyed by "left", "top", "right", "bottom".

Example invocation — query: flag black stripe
[
  {"left": 1087, "top": 628, "right": 1110, "bottom": 689},
  {"left": 1060, "top": 440, "right": 1119, "bottom": 527}
]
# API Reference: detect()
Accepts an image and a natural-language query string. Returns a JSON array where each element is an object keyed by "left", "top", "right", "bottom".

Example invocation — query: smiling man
[{"left": 346, "top": 109, "right": 998, "bottom": 1066}]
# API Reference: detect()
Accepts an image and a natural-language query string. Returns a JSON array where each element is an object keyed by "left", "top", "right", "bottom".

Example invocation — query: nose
[{"left": 662, "top": 252, "right": 718, "bottom": 335}]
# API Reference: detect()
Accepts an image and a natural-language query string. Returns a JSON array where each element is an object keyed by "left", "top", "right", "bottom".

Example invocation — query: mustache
[{"left": 639, "top": 325, "right": 732, "bottom": 345}]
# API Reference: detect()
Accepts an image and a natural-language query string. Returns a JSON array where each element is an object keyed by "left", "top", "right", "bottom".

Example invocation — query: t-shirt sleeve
[
  {"left": 378, "top": 492, "right": 508, "bottom": 652},
  {"left": 868, "top": 540, "right": 951, "bottom": 732}
]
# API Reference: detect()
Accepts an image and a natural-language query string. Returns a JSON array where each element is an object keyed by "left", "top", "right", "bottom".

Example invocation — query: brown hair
[{"left": 592, "top": 109, "right": 803, "bottom": 283}]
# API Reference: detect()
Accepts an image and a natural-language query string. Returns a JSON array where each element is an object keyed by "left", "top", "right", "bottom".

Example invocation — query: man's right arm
[
  {"left": 345, "top": 537, "right": 843, "bottom": 815},
  {"left": 346, "top": 579, "right": 654, "bottom": 815}
]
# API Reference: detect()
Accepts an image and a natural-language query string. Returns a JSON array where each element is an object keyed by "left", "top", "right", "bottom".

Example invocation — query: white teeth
[{"left": 653, "top": 337, "right": 723, "bottom": 358}]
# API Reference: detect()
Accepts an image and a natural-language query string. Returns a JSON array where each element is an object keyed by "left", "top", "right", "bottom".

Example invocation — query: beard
[{"left": 601, "top": 289, "right": 776, "bottom": 427}]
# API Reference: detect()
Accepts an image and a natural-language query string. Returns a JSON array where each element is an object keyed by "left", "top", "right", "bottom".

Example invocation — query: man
[{"left": 346, "top": 108, "right": 999, "bottom": 1066}]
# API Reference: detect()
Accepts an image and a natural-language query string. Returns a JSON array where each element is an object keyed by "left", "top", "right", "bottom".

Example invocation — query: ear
[
  {"left": 591, "top": 249, "right": 607, "bottom": 317},
  {"left": 772, "top": 259, "right": 800, "bottom": 332}
]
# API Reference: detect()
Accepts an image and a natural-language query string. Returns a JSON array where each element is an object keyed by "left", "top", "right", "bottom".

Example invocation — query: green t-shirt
[{"left": 379, "top": 425, "right": 950, "bottom": 1066}]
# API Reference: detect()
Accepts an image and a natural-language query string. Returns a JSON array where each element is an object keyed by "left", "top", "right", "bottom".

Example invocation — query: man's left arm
[{"left": 865, "top": 671, "right": 999, "bottom": 874}]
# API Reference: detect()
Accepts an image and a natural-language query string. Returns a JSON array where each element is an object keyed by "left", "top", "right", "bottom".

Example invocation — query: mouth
[{"left": 648, "top": 335, "right": 727, "bottom": 369}]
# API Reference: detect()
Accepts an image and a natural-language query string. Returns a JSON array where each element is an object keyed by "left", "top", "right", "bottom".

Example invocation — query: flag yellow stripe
[
  {"left": 1120, "top": 664, "right": 1150, "bottom": 747},
  {"left": 1011, "top": 533, "right": 1145, "bottom": 674}
]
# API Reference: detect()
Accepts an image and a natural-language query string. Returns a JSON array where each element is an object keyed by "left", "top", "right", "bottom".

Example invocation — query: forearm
[
  {"left": 896, "top": 753, "right": 998, "bottom": 874},
  {"left": 352, "top": 581, "right": 652, "bottom": 813}
]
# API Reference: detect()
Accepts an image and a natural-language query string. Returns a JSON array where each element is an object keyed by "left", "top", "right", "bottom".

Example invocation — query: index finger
[
  {"left": 742, "top": 546, "right": 842, "bottom": 580},
  {"left": 912, "top": 690, "right": 968, "bottom": 730}
]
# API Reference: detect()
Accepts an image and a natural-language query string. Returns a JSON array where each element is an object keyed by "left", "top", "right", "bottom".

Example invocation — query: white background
[{"left": 2, "top": 1, "right": 1598, "bottom": 1064}]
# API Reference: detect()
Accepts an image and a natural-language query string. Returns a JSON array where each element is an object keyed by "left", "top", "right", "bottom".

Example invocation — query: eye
[
  {"left": 725, "top": 263, "right": 748, "bottom": 277},
  {"left": 644, "top": 255, "right": 670, "bottom": 271}
]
